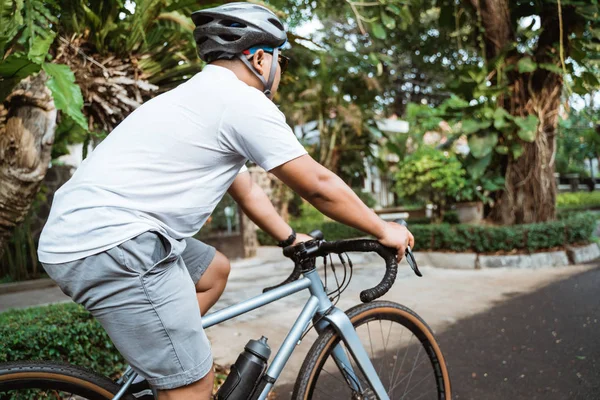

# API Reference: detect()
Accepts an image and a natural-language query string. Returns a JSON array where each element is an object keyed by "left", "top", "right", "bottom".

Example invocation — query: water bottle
[{"left": 215, "top": 336, "right": 271, "bottom": 400}]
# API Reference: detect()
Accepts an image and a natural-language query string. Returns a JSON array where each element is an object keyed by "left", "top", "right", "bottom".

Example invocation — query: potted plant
[
  {"left": 451, "top": 175, "right": 504, "bottom": 224},
  {"left": 394, "top": 146, "right": 467, "bottom": 222}
]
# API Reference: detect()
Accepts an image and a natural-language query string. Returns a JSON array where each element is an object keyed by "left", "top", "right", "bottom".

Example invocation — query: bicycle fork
[{"left": 314, "top": 309, "right": 390, "bottom": 400}]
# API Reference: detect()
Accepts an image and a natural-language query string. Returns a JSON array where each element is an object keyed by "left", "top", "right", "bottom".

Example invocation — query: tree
[
  {"left": 0, "top": 0, "right": 200, "bottom": 257},
  {"left": 333, "top": 0, "right": 600, "bottom": 224}
]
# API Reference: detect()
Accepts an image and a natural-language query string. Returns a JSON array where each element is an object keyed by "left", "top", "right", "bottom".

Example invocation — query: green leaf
[
  {"left": 468, "top": 133, "right": 498, "bottom": 159},
  {"left": 0, "top": 54, "right": 41, "bottom": 101},
  {"left": 466, "top": 153, "right": 492, "bottom": 179},
  {"left": 493, "top": 107, "right": 511, "bottom": 130},
  {"left": 582, "top": 71, "right": 600, "bottom": 88},
  {"left": 462, "top": 119, "right": 483, "bottom": 134},
  {"left": 368, "top": 52, "right": 380, "bottom": 67},
  {"left": 538, "top": 63, "right": 564, "bottom": 75},
  {"left": 27, "top": 31, "right": 55, "bottom": 64},
  {"left": 512, "top": 143, "right": 524, "bottom": 159},
  {"left": 381, "top": 11, "right": 396, "bottom": 30},
  {"left": 495, "top": 145, "right": 509, "bottom": 155},
  {"left": 386, "top": 4, "right": 402, "bottom": 16},
  {"left": 444, "top": 95, "right": 470, "bottom": 109},
  {"left": 0, "top": 0, "right": 24, "bottom": 58},
  {"left": 518, "top": 57, "right": 537, "bottom": 73},
  {"left": 514, "top": 115, "right": 539, "bottom": 142},
  {"left": 371, "top": 22, "right": 387, "bottom": 40},
  {"left": 42, "top": 62, "right": 88, "bottom": 131}
]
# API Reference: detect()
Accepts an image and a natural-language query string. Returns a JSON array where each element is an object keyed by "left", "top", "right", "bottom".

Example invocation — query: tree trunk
[
  {"left": 0, "top": 73, "right": 56, "bottom": 258},
  {"left": 490, "top": 78, "right": 561, "bottom": 224},
  {"left": 471, "top": 0, "right": 575, "bottom": 224}
]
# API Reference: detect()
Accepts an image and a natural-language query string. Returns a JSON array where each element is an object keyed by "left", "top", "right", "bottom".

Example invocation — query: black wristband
[{"left": 277, "top": 228, "right": 296, "bottom": 248}]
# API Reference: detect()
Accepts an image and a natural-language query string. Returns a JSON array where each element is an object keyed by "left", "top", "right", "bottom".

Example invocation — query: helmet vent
[
  {"left": 194, "top": 15, "right": 214, "bottom": 26},
  {"left": 220, "top": 19, "right": 247, "bottom": 28},
  {"left": 268, "top": 18, "right": 284, "bottom": 31},
  {"left": 196, "top": 36, "right": 209, "bottom": 45},
  {"left": 219, "top": 34, "right": 242, "bottom": 42}
]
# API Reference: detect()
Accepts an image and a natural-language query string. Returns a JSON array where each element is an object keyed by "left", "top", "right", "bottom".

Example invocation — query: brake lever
[{"left": 405, "top": 246, "right": 422, "bottom": 277}]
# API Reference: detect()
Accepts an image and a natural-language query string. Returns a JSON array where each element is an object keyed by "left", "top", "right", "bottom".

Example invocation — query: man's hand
[
  {"left": 293, "top": 233, "right": 314, "bottom": 245},
  {"left": 376, "top": 221, "right": 415, "bottom": 260}
]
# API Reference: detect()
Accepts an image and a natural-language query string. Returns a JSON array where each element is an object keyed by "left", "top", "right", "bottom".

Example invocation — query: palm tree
[{"left": 0, "top": 0, "right": 200, "bottom": 263}]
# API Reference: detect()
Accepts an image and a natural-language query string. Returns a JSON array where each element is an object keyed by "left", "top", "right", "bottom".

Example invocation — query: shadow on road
[{"left": 275, "top": 264, "right": 600, "bottom": 399}]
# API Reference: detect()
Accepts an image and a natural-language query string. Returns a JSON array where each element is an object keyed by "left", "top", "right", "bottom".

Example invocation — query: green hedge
[
  {"left": 557, "top": 192, "right": 600, "bottom": 210},
  {"left": 259, "top": 212, "right": 596, "bottom": 253},
  {"left": 258, "top": 221, "right": 365, "bottom": 245},
  {"left": 412, "top": 212, "right": 596, "bottom": 253},
  {"left": 0, "top": 303, "right": 124, "bottom": 379}
]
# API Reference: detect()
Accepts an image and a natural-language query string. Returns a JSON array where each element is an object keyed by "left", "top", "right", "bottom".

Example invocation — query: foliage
[
  {"left": 257, "top": 201, "right": 365, "bottom": 245},
  {"left": 0, "top": 0, "right": 87, "bottom": 128},
  {"left": 394, "top": 146, "right": 468, "bottom": 218},
  {"left": 313, "top": 0, "right": 600, "bottom": 224},
  {"left": 0, "top": 303, "right": 125, "bottom": 379},
  {"left": 200, "top": 193, "right": 239, "bottom": 236},
  {"left": 1, "top": 0, "right": 201, "bottom": 152},
  {"left": 259, "top": 211, "right": 596, "bottom": 252},
  {"left": 411, "top": 212, "right": 596, "bottom": 253},
  {"left": 0, "top": 188, "right": 48, "bottom": 281},
  {"left": 353, "top": 188, "right": 377, "bottom": 209},
  {"left": 557, "top": 191, "right": 600, "bottom": 209},
  {"left": 556, "top": 108, "right": 600, "bottom": 176}
]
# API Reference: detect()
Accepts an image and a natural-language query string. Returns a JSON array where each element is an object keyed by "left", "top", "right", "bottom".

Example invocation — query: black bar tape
[{"left": 316, "top": 240, "right": 398, "bottom": 303}]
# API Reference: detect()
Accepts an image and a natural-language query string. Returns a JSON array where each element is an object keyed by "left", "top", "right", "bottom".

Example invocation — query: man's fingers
[{"left": 397, "top": 244, "right": 406, "bottom": 261}]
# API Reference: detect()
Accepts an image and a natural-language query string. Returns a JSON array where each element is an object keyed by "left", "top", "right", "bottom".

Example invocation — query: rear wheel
[
  {"left": 0, "top": 361, "right": 134, "bottom": 400},
  {"left": 293, "top": 301, "right": 451, "bottom": 399}
]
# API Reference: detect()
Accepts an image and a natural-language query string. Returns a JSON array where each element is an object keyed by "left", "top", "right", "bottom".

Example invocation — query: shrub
[
  {"left": 0, "top": 303, "right": 125, "bottom": 379},
  {"left": 557, "top": 192, "right": 600, "bottom": 210},
  {"left": 442, "top": 211, "right": 460, "bottom": 224},
  {"left": 394, "top": 147, "right": 468, "bottom": 219},
  {"left": 258, "top": 213, "right": 596, "bottom": 253}
]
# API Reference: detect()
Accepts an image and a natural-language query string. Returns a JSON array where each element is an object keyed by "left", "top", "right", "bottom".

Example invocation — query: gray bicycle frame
[{"left": 113, "top": 268, "right": 390, "bottom": 400}]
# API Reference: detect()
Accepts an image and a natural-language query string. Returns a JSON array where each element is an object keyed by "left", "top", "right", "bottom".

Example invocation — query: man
[{"left": 37, "top": 2, "right": 414, "bottom": 399}]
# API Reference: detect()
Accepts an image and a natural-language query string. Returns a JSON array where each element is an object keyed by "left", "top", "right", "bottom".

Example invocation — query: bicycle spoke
[
  {"left": 377, "top": 320, "right": 387, "bottom": 378},
  {"left": 400, "top": 371, "right": 434, "bottom": 399},
  {"left": 392, "top": 332, "right": 414, "bottom": 390},
  {"left": 367, "top": 322, "right": 374, "bottom": 360},
  {"left": 389, "top": 356, "right": 429, "bottom": 394},
  {"left": 304, "top": 305, "right": 447, "bottom": 400},
  {"left": 401, "top": 345, "right": 423, "bottom": 398},
  {"left": 388, "top": 320, "right": 406, "bottom": 393}
]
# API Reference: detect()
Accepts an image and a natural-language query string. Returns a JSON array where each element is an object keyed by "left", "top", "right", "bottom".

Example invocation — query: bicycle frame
[{"left": 113, "top": 268, "right": 389, "bottom": 400}]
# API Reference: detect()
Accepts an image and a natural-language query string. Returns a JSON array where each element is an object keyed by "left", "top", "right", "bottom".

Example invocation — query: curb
[
  {"left": 414, "top": 243, "right": 599, "bottom": 270},
  {"left": 0, "top": 278, "right": 57, "bottom": 294}
]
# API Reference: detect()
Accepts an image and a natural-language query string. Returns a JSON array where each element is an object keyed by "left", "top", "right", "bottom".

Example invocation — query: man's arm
[
  {"left": 270, "top": 154, "right": 414, "bottom": 259},
  {"left": 228, "top": 171, "right": 311, "bottom": 244}
]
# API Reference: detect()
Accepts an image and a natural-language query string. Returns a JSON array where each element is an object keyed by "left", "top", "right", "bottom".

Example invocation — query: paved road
[
  {"left": 436, "top": 264, "right": 600, "bottom": 400},
  {"left": 270, "top": 264, "right": 599, "bottom": 399}
]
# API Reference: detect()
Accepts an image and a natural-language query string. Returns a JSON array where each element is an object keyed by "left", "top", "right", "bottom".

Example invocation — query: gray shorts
[{"left": 42, "top": 231, "right": 217, "bottom": 390}]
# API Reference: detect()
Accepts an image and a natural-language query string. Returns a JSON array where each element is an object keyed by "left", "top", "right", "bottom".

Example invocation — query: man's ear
[{"left": 251, "top": 49, "right": 265, "bottom": 76}]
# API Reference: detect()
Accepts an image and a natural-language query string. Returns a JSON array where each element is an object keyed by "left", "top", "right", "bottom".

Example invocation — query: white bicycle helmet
[{"left": 192, "top": 2, "right": 287, "bottom": 97}]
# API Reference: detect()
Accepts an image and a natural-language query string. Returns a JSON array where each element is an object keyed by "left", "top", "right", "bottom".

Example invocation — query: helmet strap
[{"left": 238, "top": 47, "right": 279, "bottom": 99}]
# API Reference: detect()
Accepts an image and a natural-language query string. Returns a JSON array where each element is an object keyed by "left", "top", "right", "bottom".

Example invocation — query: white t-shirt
[{"left": 38, "top": 65, "right": 307, "bottom": 264}]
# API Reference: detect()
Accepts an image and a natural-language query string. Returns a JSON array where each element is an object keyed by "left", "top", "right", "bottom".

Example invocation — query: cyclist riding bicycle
[{"left": 37, "top": 3, "right": 414, "bottom": 399}]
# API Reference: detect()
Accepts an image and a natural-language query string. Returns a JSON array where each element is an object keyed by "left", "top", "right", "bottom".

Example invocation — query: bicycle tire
[
  {"left": 0, "top": 360, "right": 135, "bottom": 400},
  {"left": 292, "top": 301, "right": 451, "bottom": 400}
]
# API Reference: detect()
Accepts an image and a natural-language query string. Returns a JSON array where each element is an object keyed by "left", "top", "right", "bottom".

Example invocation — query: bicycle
[{"left": 0, "top": 229, "right": 451, "bottom": 399}]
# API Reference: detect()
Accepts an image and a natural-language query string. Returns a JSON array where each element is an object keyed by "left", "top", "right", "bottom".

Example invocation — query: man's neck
[{"left": 210, "top": 60, "right": 262, "bottom": 91}]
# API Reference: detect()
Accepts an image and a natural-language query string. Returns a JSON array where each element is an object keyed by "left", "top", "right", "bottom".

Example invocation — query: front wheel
[
  {"left": 0, "top": 361, "right": 134, "bottom": 399},
  {"left": 293, "top": 301, "right": 451, "bottom": 399}
]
